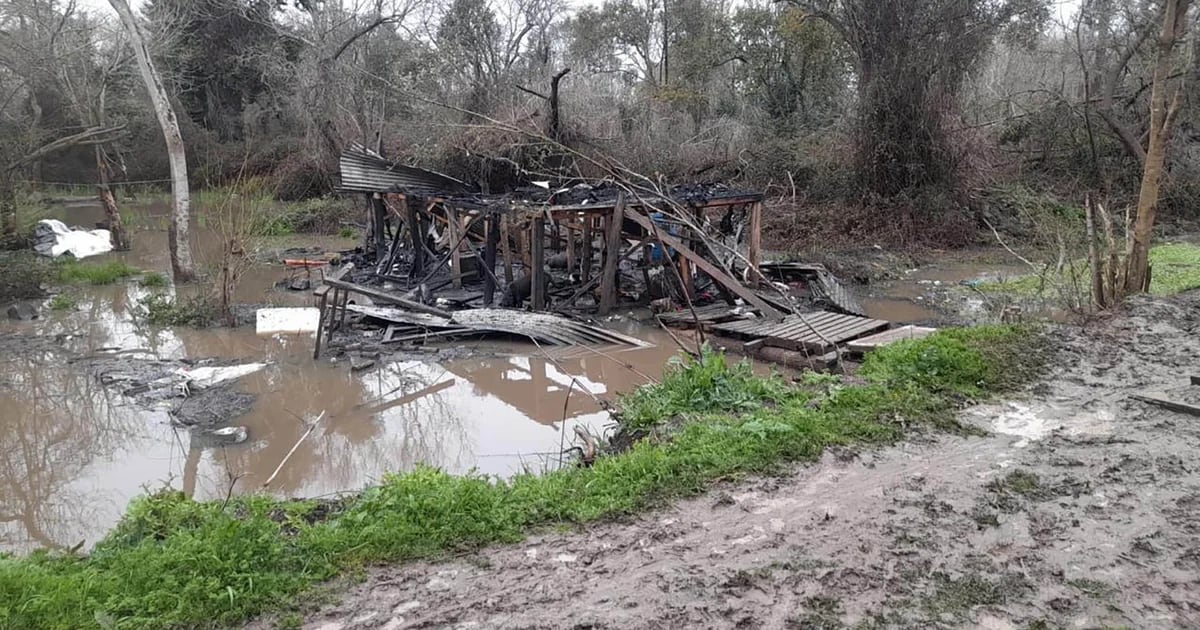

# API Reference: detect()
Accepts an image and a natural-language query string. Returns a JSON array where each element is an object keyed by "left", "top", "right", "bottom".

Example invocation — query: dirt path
[{"left": 256, "top": 292, "right": 1200, "bottom": 630}]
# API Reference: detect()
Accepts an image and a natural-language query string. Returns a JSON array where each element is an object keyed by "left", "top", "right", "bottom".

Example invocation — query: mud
[{"left": 262, "top": 292, "right": 1200, "bottom": 630}]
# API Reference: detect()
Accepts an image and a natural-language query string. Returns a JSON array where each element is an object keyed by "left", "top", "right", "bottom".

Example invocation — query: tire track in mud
[{"left": 253, "top": 292, "right": 1200, "bottom": 630}]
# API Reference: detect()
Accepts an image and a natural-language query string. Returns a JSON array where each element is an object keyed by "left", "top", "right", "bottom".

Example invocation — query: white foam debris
[{"left": 255, "top": 307, "right": 321, "bottom": 335}]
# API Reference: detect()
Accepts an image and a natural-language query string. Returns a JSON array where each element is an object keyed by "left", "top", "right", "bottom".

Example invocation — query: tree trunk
[
  {"left": 109, "top": 0, "right": 195, "bottom": 281},
  {"left": 96, "top": 146, "right": 129, "bottom": 251},
  {"left": 1124, "top": 0, "right": 1192, "bottom": 295},
  {"left": 0, "top": 171, "right": 16, "bottom": 242}
]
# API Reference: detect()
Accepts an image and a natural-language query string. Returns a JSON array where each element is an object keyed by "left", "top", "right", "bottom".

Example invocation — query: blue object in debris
[{"left": 649, "top": 212, "right": 679, "bottom": 263}]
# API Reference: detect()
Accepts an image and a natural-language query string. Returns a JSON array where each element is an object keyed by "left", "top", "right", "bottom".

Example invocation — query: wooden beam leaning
[
  {"left": 622, "top": 207, "right": 782, "bottom": 319},
  {"left": 599, "top": 194, "right": 626, "bottom": 315},
  {"left": 324, "top": 277, "right": 453, "bottom": 319}
]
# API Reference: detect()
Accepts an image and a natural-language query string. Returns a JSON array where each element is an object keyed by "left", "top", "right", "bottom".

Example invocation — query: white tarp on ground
[
  {"left": 174, "top": 363, "right": 268, "bottom": 389},
  {"left": 33, "top": 219, "right": 113, "bottom": 259},
  {"left": 256, "top": 307, "right": 321, "bottom": 335}
]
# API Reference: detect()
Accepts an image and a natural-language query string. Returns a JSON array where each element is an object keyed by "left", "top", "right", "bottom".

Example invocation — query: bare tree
[
  {"left": 109, "top": 0, "right": 196, "bottom": 281},
  {"left": 1124, "top": 0, "right": 1193, "bottom": 294}
]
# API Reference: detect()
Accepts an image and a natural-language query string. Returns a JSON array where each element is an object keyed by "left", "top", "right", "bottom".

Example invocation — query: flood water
[
  {"left": 0, "top": 202, "right": 688, "bottom": 552},
  {"left": 859, "top": 260, "right": 1032, "bottom": 323}
]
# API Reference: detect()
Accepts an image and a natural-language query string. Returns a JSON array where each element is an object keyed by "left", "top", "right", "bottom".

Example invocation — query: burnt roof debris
[
  {"left": 336, "top": 146, "right": 761, "bottom": 210},
  {"left": 338, "top": 144, "right": 476, "bottom": 195}
]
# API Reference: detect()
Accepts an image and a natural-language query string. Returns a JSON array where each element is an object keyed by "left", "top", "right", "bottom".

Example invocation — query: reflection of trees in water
[
  {"left": 0, "top": 347, "right": 153, "bottom": 551},
  {"left": 205, "top": 361, "right": 473, "bottom": 498}
]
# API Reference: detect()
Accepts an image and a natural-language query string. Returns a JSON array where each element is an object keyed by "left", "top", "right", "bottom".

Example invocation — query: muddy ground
[{"left": 251, "top": 291, "right": 1200, "bottom": 630}]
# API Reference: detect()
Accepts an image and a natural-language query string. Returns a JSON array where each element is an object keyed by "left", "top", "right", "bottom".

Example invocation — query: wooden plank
[
  {"left": 531, "top": 215, "right": 546, "bottom": 310},
  {"left": 623, "top": 207, "right": 782, "bottom": 319},
  {"left": 1130, "top": 394, "right": 1200, "bottom": 418},
  {"left": 324, "top": 277, "right": 453, "bottom": 318},
  {"left": 599, "top": 195, "right": 626, "bottom": 315},
  {"left": 748, "top": 201, "right": 762, "bottom": 284},
  {"left": 847, "top": 326, "right": 938, "bottom": 353}
]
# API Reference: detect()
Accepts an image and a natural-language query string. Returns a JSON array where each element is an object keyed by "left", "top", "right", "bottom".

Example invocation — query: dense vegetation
[
  {"left": 0, "top": 327, "right": 1043, "bottom": 629},
  {"left": 0, "top": 0, "right": 1196, "bottom": 249}
]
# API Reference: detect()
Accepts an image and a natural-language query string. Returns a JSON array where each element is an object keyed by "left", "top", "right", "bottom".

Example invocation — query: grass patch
[
  {"left": 0, "top": 251, "right": 53, "bottom": 301},
  {"left": 923, "top": 572, "right": 1031, "bottom": 619},
  {"left": 55, "top": 259, "right": 139, "bottom": 285},
  {"left": 337, "top": 226, "right": 357, "bottom": 239},
  {"left": 0, "top": 326, "right": 1044, "bottom": 629},
  {"left": 979, "top": 242, "right": 1200, "bottom": 298},
  {"left": 138, "top": 294, "right": 216, "bottom": 327},
  {"left": 139, "top": 271, "right": 169, "bottom": 288},
  {"left": 47, "top": 293, "right": 77, "bottom": 311}
]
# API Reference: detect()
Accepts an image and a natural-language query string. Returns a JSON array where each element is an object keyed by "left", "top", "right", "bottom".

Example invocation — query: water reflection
[{"left": 1, "top": 273, "right": 678, "bottom": 552}]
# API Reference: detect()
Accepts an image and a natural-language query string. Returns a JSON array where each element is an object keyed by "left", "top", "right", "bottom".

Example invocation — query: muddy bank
[{"left": 263, "top": 291, "right": 1200, "bottom": 630}]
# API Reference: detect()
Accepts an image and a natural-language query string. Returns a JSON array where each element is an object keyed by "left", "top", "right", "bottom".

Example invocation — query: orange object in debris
[{"left": 283, "top": 259, "right": 329, "bottom": 268}]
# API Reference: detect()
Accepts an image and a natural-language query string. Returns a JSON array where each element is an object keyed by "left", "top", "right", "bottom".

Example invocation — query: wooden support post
[
  {"left": 371, "top": 193, "right": 388, "bottom": 260},
  {"left": 565, "top": 218, "right": 576, "bottom": 274},
  {"left": 599, "top": 195, "right": 626, "bottom": 315},
  {"left": 313, "top": 292, "right": 328, "bottom": 359},
  {"left": 407, "top": 195, "right": 424, "bottom": 279},
  {"left": 500, "top": 214, "right": 514, "bottom": 283},
  {"left": 445, "top": 205, "right": 463, "bottom": 288},
  {"left": 748, "top": 201, "right": 763, "bottom": 285},
  {"left": 581, "top": 216, "right": 593, "bottom": 282},
  {"left": 531, "top": 215, "right": 546, "bottom": 311},
  {"left": 484, "top": 212, "right": 499, "bottom": 305}
]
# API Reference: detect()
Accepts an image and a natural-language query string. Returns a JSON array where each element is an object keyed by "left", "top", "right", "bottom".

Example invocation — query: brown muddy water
[
  {"left": 0, "top": 202, "right": 694, "bottom": 553},
  {"left": 859, "top": 260, "right": 1031, "bottom": 323}
]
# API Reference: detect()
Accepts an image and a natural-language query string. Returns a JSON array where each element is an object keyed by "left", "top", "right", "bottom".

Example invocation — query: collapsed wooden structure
[
  {"left": 334, "top": 145, "right": 781, "bottom": 315},
  {"left": 312, "top": 146, "right": 925, "bottom": 364}
]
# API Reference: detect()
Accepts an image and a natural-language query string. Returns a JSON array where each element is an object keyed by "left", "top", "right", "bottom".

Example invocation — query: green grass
[
  {"left": 47, "top": 293, "right": 77, "bottom": 311},
  {"left": 55, "top": 260, "right": 140, "bottom": 285},
  {"left": 0, "top": 326, "right": 1043, "bottom": 629},
  {"left": 138, "top": 272, "right": 168, "bottom": 288},
  {"left": 138, "top": 294, "right": 215, "bottom": 327},
  {"left": 979, "top": 243, "right": 1200, "bottom": 297}
]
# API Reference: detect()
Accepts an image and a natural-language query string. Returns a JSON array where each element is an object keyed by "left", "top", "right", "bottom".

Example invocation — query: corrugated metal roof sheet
[{"left": 338, "top": 144, "right": 474, "bottom": 194}]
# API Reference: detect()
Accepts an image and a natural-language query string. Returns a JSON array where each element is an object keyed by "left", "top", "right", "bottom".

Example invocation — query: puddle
[
  {"left": 0, "top": 202, "right": 707, "bottom": 552},
  {"left": 858, "top": 259, "right": 1033, "bottom": 323},
  {"left": 966, "top": 400, "right": 1115, "bottom": 447}
]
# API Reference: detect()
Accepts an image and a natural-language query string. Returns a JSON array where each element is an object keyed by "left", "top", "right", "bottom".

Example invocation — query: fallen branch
[{"left": 262, "top": 411, "right": 326, "bottom": 488}]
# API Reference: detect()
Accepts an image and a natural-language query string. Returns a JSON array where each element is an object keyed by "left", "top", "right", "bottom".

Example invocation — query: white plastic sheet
[{"left": 33, "top": 219, "right": 113, "bottom": 259}]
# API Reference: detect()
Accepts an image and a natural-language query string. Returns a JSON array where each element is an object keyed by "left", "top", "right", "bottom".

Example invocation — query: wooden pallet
[
  {"left": 656, "top": 303, "right": 752, "bottom": 327},
  {"left": 846, "top": 325, "right": 937, "bottom": 353},
  {"left": 713, "top": 311, "right": 889, "bottom": 353}
]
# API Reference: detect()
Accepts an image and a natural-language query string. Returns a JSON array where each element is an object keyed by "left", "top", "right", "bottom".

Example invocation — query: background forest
[{"left": 1, "top": 0, "right": 1197, "bottom": 248}]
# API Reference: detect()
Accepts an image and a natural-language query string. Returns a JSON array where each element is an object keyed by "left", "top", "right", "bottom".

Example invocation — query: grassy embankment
[
  {"left": 0, "top": 326, "right": 1043, "bottom": 629},
  {"left": 979, "top": 243, "right": 1200, "bottom": 298}
]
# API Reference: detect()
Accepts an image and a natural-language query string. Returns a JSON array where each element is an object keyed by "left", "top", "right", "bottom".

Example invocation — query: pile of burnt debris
[{"left": 308, "top": 146, "right": 875, "bottom": 364}]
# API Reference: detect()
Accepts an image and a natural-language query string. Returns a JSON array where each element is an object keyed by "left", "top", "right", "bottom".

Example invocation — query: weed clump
[
  {"left": 47, "top": 293, "right": 77, "bottom": 311},
  {"left": 138, "top": 294, "right": 216, "bottom": 327},
  {"left": 139, "top": 271, "right": 169, "bottom": 288}
]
